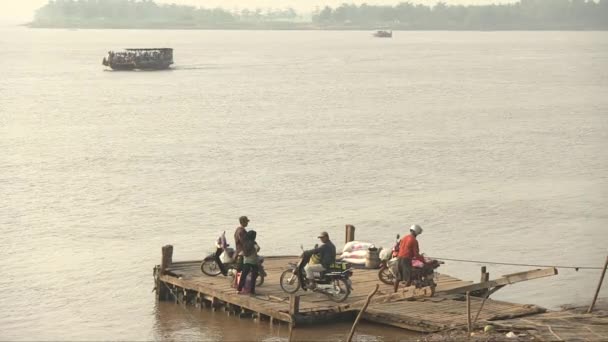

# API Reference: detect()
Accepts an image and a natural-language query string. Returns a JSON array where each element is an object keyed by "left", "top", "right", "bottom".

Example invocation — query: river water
[{"left": 0, "top": 28, "right": 607, "bottom": 340}]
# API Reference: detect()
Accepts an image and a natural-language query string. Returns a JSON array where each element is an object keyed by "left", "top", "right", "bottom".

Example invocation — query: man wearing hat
[
  {"left": 304, "top": 231, "right": 336, "bottom": 288},
  {"left": 234, "top": 216, "right": 250, "bottom": 258}
]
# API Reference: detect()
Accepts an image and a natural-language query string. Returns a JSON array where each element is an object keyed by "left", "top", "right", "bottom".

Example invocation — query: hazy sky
[{"left": 0, "top": 0, "right": 516, "bottom": 23}]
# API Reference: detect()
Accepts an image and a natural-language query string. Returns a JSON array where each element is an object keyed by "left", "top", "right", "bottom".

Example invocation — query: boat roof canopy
[{"left": 124, "top": 48, "right": 172, "bottom": 51}]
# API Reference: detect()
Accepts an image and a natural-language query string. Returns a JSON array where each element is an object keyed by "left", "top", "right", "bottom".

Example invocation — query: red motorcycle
[
  {"left": 378, "top": 234, "right": 400, "bottom": 285},
  {"left": 378, "top": 234, "right": 443, "bottom": 295}
]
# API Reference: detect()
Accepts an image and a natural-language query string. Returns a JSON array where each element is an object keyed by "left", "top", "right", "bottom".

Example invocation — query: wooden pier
[{"left": 151, "top": 244, "right": 608, "bottom": 340}]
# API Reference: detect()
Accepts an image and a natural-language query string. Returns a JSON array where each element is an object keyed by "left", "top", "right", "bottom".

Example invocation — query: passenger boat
[
  {"left": 373, "top": 30, "right": 393, "bottom": 38},
  {"left": 102, "top": 48, "right": 173, "bottom": 70}
]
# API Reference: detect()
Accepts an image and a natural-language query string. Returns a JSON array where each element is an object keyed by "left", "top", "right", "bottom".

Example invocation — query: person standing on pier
[
  {"left": 394, "top": 224, "right": 423, "bottom": 293},
  {"left": 234, "top": 216, "right": 249, "bottom": 270},
  {"left": 237, "top": 230, "right": 260, "bottom": 295}
]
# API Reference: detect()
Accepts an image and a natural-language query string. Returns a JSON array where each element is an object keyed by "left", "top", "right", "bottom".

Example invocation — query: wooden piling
[
  {"left": 345, "top": 224, "right": 356, "bottom": 244},
  {"left": 347, "top": 284, "right": 379, "bottom": 342},
  {"left": 466, "top": 292, "right": 472, "bottom": 334},
  {"left": 289, "top": 295, "right": 300, "bottom": 316},
  {"left": 480, "top": 266, "right": 489, "bottom": 283},
  {"left": 588, "top": 255, "right": 608, "bottom": 313},
  {"left": 161, "top": 245, "right": 173, "bottom": 272},
  {"left": 288, "top": 295, "right": 300, "bottom": 341},
  {"left": 288, "top": 322, "right": 294, "bottom": 342},
  {"left": 156, "top": 244, "right": 174, "bottom": 301}
]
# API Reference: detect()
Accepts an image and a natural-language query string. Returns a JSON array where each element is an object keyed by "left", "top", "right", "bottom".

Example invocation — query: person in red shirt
[{"left": 394, "top": 224, "right": 424, "bottom": 293}]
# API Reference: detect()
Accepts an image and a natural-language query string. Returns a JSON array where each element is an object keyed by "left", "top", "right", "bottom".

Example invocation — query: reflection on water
[{"left": 153, "top": 301, "right": 421, "bottom": 341}]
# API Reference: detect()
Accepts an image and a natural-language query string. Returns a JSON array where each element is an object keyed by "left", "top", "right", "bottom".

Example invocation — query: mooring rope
[{"left": 428, "top": 256, "right": 605, "bottom": 271}]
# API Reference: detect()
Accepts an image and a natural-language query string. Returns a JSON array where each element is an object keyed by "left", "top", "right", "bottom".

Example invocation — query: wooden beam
[
  {"left": 487, "top": 285, "right": 506, "bottom": 296},
  {"left": 440, "top": 268, "right": 558, "bottom": 295},
  {"left": 347, "top": 284, "right": 379, "bottom": 342}
]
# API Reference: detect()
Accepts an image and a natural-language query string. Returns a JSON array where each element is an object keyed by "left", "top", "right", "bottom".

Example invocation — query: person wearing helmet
[{"left": 394, "top": 224, "right": 424, "bottom": 293}]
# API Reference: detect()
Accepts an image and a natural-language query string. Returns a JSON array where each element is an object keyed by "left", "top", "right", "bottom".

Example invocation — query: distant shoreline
[{"left": 24, "top": 22, "right": 608, "bottom": 31}]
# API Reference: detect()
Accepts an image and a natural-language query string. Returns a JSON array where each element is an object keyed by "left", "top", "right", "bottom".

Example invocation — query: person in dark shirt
[
  {"left": 304, "top": 231, "right": 336, "bottom": 287},
  {"left": 237, "top": 230, "right": 260, "bottom": 295},
  {"left": 234, "top": 216, "right": 249, "bottom": 271},
  {"left": 234, "top": 216, "right": 249, "bottom": 256}
]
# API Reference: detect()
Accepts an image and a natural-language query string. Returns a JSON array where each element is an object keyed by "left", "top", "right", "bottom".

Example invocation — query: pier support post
[
  {"left": 161, "top": 245, "right": 173, "bottom": 272},
  {"left": 155, "top": 244, "right": 173, "bottom": 301},
  {"left": 466, "top": 292, "right": 472, "bottom": 335},
  {"left": 478, "top": 266, "right": 490, "bottom": 296},
  {"left": 289, "top": 295, "right": 300, "bottom": 316},
  {"left": 588, "top": 254, "right": 608, "bottom": 313},
  {"left": 287, "top": 295, "right": 300, "bottom": 341},
  {"left": 345, "top": 224, "right": 356, "bottom": 244}
]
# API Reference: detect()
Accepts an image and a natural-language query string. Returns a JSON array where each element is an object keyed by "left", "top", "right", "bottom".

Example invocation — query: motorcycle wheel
[
  {"left": 378, "top": 265, "right": 394, "bottom": 285},
  {"left": 328, "top": 278, "right": 350, "bottom": 303},
  {"left": 200, "top": 259, "right": 222, "bottom": 276},
  {"left": 279, "top": 269, "right": 300, "bottom": 294}
]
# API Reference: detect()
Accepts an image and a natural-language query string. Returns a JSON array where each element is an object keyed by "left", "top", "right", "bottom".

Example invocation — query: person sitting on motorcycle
[
  {"left": 213, "top": 231, "right": 229, "bottom": 276},
  {"left": 304, "top": 231, "right": 336, "bottom": 288},
  {"left": 394, "top": 224, "right": 424, "bottom": 293}
]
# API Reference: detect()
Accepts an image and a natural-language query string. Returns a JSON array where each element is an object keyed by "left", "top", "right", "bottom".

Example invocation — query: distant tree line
[
  {"left": 313, "top": 0, "right": 608, "bottom": 29},
  {"left": 31, "top": 0, "right": 299, "bottom": 28},
  {"left": 31, "top": 0, "right": 608, "bottom": 30}
]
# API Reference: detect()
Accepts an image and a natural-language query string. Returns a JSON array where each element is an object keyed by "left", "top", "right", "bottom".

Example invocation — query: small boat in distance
[
  {"left": 373, "top": 30, "right": 393, "bottom": 38},
  {"left": 102, "top": 48, "right": 173, "bottom": 70}
]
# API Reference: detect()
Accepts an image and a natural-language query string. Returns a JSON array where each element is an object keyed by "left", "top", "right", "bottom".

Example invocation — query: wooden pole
[
  {"left": 466, "top": 291, "right": 472, "bottom": 335},
  {"left": 161, "top": 245, "right": 173, "bottom": 273},
  {"left": 288, "top": 322, "right": 294, "bottom": 342},
  {"left": 289, "top": 295, "right": 300, "bottom": 316},
  {"left": 473, "top": 289, "right": 491, "bottom": 324},
  {"left": 477, "top": 266, "right": 490, "bottom": 297},
  {"left": 588, "top": 255, "right": 608, "bottom": 313},
  {"left": 345, "top": 224, "right": 356, "bottom": 245},
  {"left": 288, "top": 295, "right": 300, "bottom": 342},
  {"left": 156, "top": 245, "right": 173, "bottom": 301},
  {"left": 347, "top": 284, "right": 379, "bottom": 342}
]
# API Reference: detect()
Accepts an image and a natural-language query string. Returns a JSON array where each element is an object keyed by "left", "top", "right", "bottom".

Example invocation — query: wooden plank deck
[
  {"left": 157, "top": 255, "right": 542, "bottom": 328},
  {"left": 155, "top": 254, "right": 608, "bottom": 340},
  {"left": 363, "top": 295, "right": 546, "bottom": 332}
]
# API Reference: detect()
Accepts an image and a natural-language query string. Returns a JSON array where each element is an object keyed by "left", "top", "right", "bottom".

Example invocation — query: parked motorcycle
[
  {"left": 200, "top": 243, "right": 266, "bottom": 286},
  {"left": 279, "top": 248, "right": 353, "bottom": 302}
]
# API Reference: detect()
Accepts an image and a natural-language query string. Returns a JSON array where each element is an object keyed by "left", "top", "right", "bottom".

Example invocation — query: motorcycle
[
  {"left": 378, "top": 234, "right": 400, "bottom": 285},
  {"left": 200, "top": 243, "right": 266, "bottom": 286},
  {"left": 378, "top": 235, "right": 443, "bottom": 295},
  {"left": 279, "top": 247, "right": 353, "bottom": 302}
]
